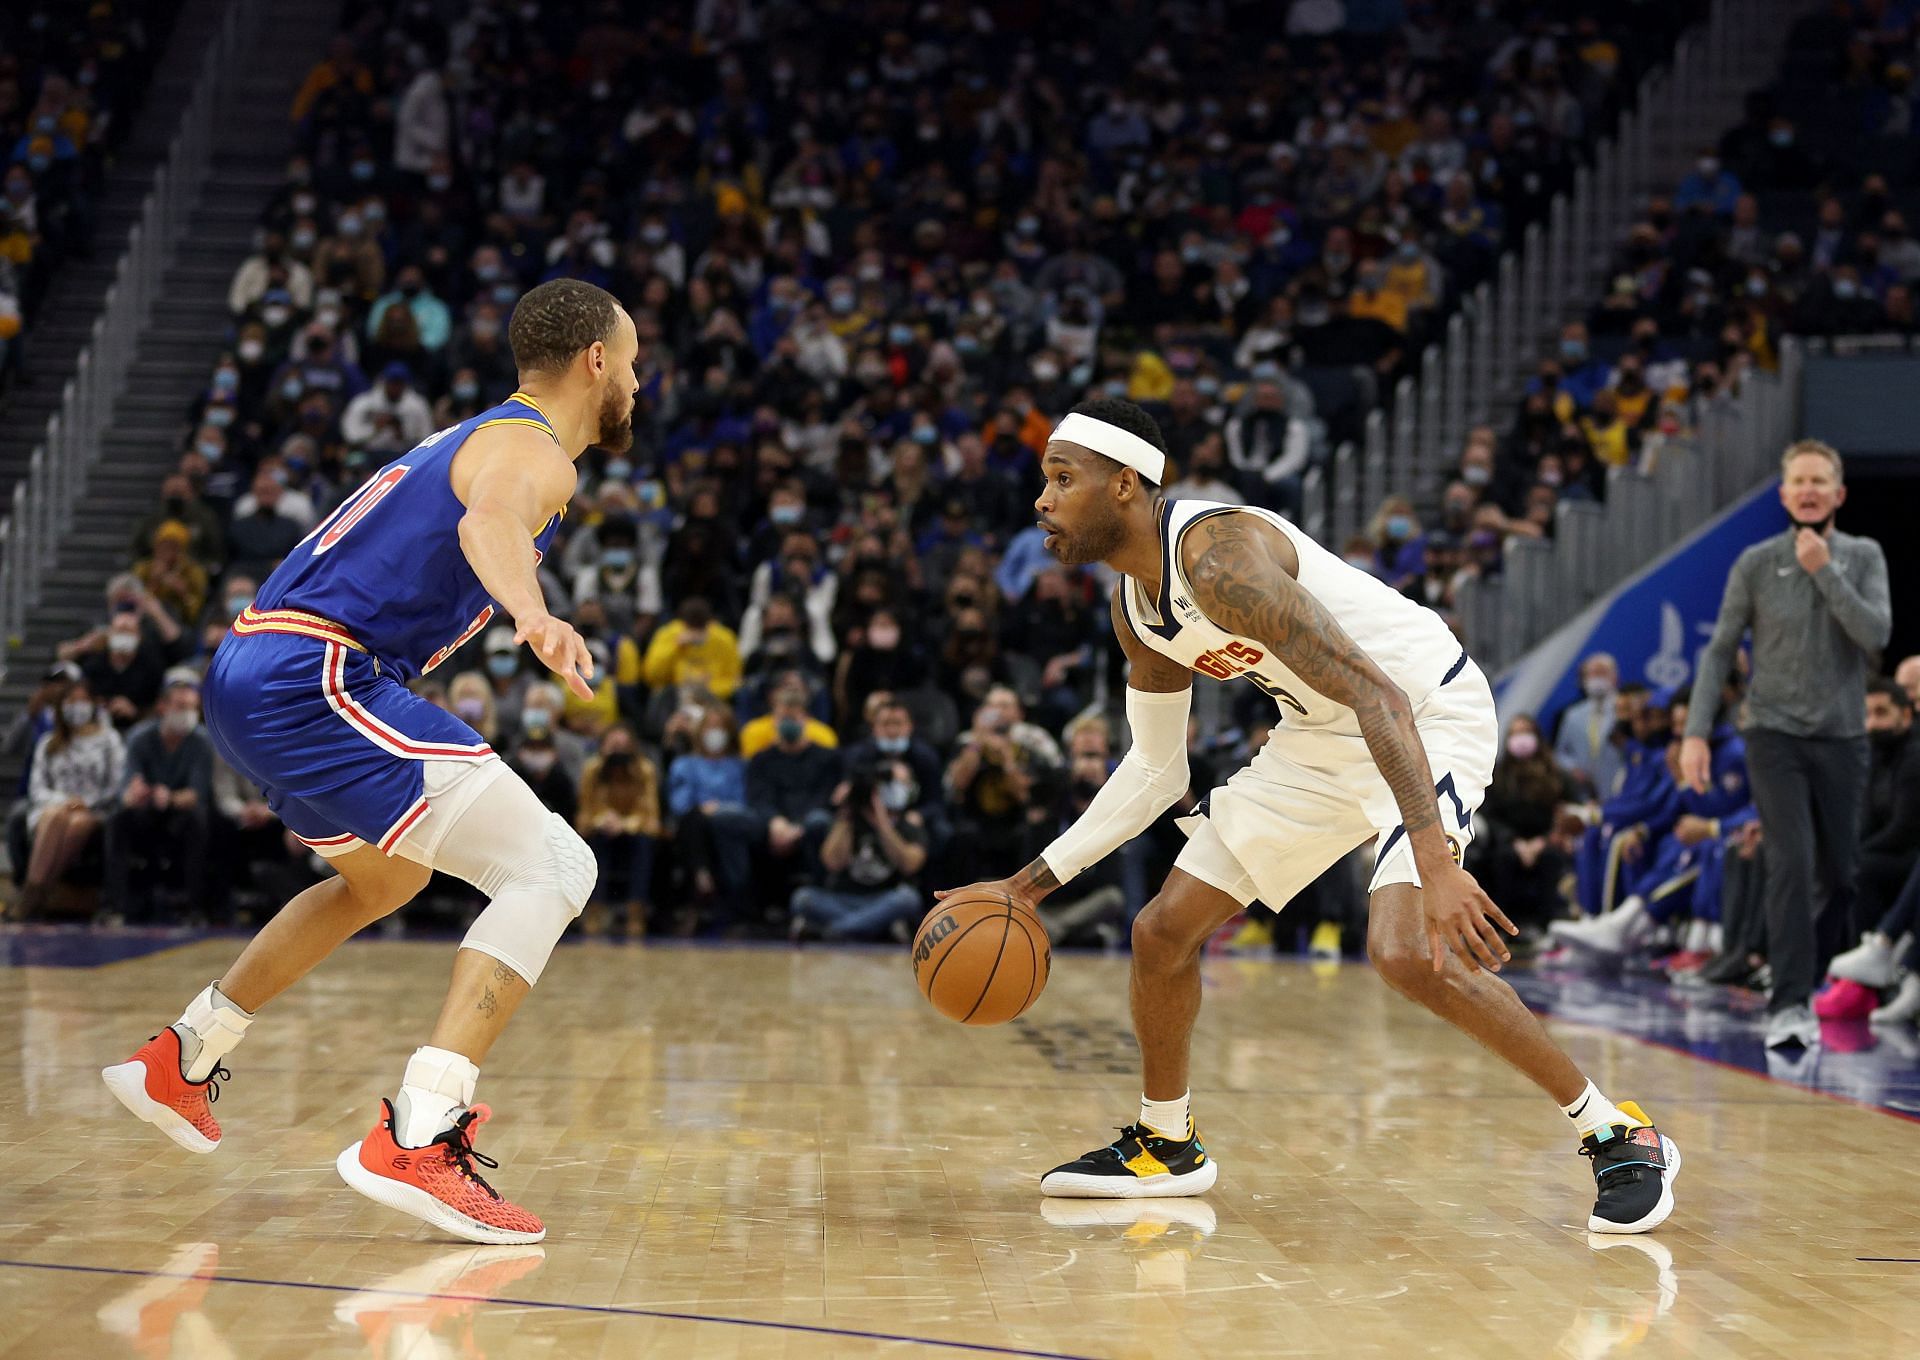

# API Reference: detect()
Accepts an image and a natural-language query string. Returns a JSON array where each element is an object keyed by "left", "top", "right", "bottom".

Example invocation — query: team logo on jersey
[{"left": 1192, "top": 640, "right": 1310, "bottom": 714}]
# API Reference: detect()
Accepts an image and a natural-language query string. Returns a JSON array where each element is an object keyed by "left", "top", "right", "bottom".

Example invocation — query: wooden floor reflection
[{"left": 2, "top": 938, "right": 1916, "bottom": 1359}]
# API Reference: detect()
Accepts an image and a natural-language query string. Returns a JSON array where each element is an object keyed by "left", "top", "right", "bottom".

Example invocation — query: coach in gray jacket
[{"left": 1682, "top": 440, "right": 1892, "bottom": 1049}]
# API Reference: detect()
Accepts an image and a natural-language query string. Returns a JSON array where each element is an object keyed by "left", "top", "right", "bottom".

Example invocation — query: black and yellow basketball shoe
[
  {"left": 1581, "top": 1101, "right": 1681, "bottom": 1234},
  {"left": 1040, "top": 1123, "right": 1218, "bottom": 1198}
]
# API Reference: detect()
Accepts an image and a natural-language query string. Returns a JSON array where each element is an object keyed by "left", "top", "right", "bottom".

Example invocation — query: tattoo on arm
[
  {"left": 491, "top": 962, "right": 520, "bottom": 985},
  {"left": 1014, "top": 856, "right": 1061, "bottom": 899},
  {"left": 476, "top": 986, "right": 498, "bottom": 1018},
  {"left": 1183, "top": 514, "right": 1444, "bottom": 849}
]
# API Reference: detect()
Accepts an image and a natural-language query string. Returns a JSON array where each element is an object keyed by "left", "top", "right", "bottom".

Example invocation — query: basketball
[{"left": 911, "top": 892, "right": 1051, "bottom": 1025}]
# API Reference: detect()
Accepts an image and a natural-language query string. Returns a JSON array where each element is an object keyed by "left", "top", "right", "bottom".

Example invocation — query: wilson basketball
[{"left": 911, "top": 891, "right": 1051, "bottom": 1025}]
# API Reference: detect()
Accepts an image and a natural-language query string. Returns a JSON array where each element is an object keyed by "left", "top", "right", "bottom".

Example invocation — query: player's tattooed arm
[
  {"left": 1012, "top": 856, "right": 1062, "bottom": 900},
  {"left": 1180, "top": 514, "right": 1448, "bottom": 868}
]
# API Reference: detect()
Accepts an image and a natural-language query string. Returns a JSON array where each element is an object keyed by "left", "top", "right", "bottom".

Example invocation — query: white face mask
[
  {"left": 62, "top": 700, "right": 96, "bottom": 727},
  {"left": 701, "top": 727, "right": 729, "bottom": 755},
  {"left": 1584, "top": 676, "right": 1614, "bottom": 700}
]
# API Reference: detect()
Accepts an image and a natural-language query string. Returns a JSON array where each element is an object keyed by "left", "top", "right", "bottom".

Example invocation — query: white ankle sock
[
  {"left": 393, "top": 1046, "right": 479, "bottom": 1149},
  {"left": 1139, "top": 1091, "right": 1191, "bottom": 1140},
  {"left": 173, "top": 982, "right": 254, "bottom": 1083},
  {"left": 1561, "top": 1079, "right": 1635, "bottom": 1139}
]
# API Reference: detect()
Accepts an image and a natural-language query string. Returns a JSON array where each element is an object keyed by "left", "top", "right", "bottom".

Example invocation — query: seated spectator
[
  {"left": 83, "top": 612, "right": 169, "bottom": 729},
  {"left": 841, "top": 695, "right": 949, "bottom": 854},
  {"left": 133, "top": 522, "right": 209, "bottom": 629},
  {"left": 1827, "top": 679, "right": 1920, "bottom": 993},
  {"left": 1223, "top": 369, "right": 1312, "bottom": 514},
  {"left": 1472, "top": 715, "right": 1580, "bottom": 933},
  {"left": 229, "top": 228, "right": 313, "bottom": 315},
  {"left": 1554, "top": 652, "right": 1627, "bottom": 798},
  {"left": 516, "top": 681, "right": 589, "bottom": 780},
  {"left": 446, "top": 671, "right": 500, "bottom": 747},
  {"left": 510, "top": 732, "right": 579, "bottom": 823},
  {"left": 642, "top": 597, "right": 742, "bottom": 702},
  {"left": 1369, "top": 496, "right": 1426, "bottom": 593},
  {"left": 575, "top": 725, "right": 661, "bottom": 938},
  {"left": 741, "top": 671, "right": 839, "bottom": 757},
  {"left": 131, "top": 475, "right": 224, "bottom": 568},
  {"left": 789, "top": 752, "right": 930, "bottom": 942},
  {"left": 342, "top": 361, "right": 434, "bottom": 457},
  {"left": 17, "top": 678, "right": 124, "bottom": 919},
  {"left": 1164, "top": 433, "right": 1246, "bottom": 504},
  {"left": 944, "top": 686, "right": 1063, "bottom": 867},
  {"left": 226, "top": 470, "right": 306, "bottom": 580},
  {"left": 1570, "top": 689, "right": 1679, "bottom": 922},
  {"left": 104, "top": 678, "right": 213, "bottom": 923}
]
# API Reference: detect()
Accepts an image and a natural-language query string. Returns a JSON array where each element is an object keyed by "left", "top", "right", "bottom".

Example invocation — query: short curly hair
[{"left": 508, "top": 279, "right": 622, "bottom": 376}]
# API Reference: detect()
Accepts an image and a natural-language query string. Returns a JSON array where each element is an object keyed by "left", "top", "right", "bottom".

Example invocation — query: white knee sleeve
[{"left": 416, "top": 767, "right": 597, "bottom": 985}]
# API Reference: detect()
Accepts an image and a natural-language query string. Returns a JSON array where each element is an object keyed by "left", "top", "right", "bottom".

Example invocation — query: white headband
[{"left": 1049, "top": 412, "right": 1166, "bottom": 485}]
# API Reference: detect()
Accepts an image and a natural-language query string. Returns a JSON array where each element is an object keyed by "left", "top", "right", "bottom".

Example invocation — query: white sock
[
  {"left": 1139, "top": 1091, "right": 1192, "bottom": 1140},
  {"left": 173, "top": 982, "right": 254, "bottom": 1083},
  {"left": 1561, "top": 1079, "right": 1636, "bottom": 1139},
  {"left": 393, "top": 1046, "right": 479, "bottom": 1149}
]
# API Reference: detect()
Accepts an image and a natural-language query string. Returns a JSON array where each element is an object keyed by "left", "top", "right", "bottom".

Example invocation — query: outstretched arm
[
  {"left": 938, "top": 584, "right": 1193, "bottom": 908},
  {"left": 1181, "top": 512, "right": 1514, "bottom": 971}
]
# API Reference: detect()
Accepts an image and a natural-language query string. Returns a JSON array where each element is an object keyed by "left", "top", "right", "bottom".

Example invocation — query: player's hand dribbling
[
  {"left": 1422, "top": 861, "right": 1516, "bottom": 973},
  {"left": 935, "top": 877, "right": 1039, "bottom": 915},
  {"left": 514, "top": 611, "right": 595, "bottom": 701}
]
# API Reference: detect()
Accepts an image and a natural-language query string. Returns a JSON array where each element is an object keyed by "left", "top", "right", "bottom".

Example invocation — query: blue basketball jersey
[{"left": 248, "top": 392, "right": 567, "bottom": 681}]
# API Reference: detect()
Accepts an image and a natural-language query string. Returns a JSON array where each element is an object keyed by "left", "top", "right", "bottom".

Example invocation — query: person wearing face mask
[
  {"left": 789, "top": 755, "right": 930, "bottom": 942},
  {"left": 513, "top": 681, "right": 589, "bottom": 781},
  {"left": 508, "top": 732, "right": 578, "bottom": 824},
  {"left": 1682, "top": 441, "right": 1891, "bottom": 1049},
  {"left": 740, "top": 673, "right": 840, "bottom": 760},
  {"left": 82, "top": 611, "right": 171, "bottom": 728},
  {"left": 229, "top": 229, "right": 314, "bottom": 317},
  {"left": 446, "top": 672, "right": 501, "bottom": 746},
  {"left": 1473, "top": 716, "right": 1580, "bottom": 935},
  {"left": 573, "top": 727, "right": 661, "bottom": 938},
  {"left": 18, "top": 679, "right": 125, "bottom": 920},
  {"left": 641, "top": 597, "right": 742, "bottom": 702},
  {"left": 132, "top": 475, "right": 226, "bottom": 570},
  {"left": 1369, "top": 495, "right": 1427, "bottom": 593},
  {"left": 1553, "top": 653, "right": 1627, "bottom": 799},
  {"left": 831, "top": 609, "right": 929, "bottom": 734},
  {"left": 569, "top": 516, "right": 655, "bottom": 641},
  {"left": 1673, "top": 150, "right": 1741, "bottom": 218},
  {"left": 103, "top": 678, "right": 215, "bottom": 923}
]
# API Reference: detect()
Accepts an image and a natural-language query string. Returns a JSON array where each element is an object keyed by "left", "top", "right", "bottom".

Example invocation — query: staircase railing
[
  {"left": 1310, "top": 0, "right": 1811, "bottom": 553},
  {"left": 0, "top": 0, "right": 264, "bottom": 681}
]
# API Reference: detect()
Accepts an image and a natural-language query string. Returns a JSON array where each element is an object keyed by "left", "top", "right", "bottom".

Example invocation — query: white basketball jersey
[{"left": 1117, "top": 499, "right": 1467, "bottom": 738}]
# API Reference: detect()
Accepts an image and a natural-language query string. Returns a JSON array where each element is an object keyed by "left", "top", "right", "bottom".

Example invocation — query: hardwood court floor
[{"left": 2, "top": 938, "right": 1917, "bottom": 1359}]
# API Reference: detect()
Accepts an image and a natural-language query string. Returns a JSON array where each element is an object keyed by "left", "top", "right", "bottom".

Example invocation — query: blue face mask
[
  {"left": 776, "top": 716, "right": 806, "bottom": 744},
  {"left": 1386, "top": 514, "right": 1415, "bottom": 540},
  {"left": 487, "top": 653, "right": 518, "bottom": 679},
  {"left": 601, "top": 548, "right": 634, "bottom": 571},
  {"left": 875, "top": 735, "right": 909, "bottom": 755},
  {"left": 205, "top": 406, "right": 235, "bottom": 428},
  {"left": 604, "top": 459, "right": 633, "bottom": 481},
  {"left": 911, "top": 426, "right": 937, "bottom": 446},
  {"left": 770, "top": 503, "right": 803, "bottom": 525},
  {"left": 889, "top": 325, "right": 914, "bottom": 346},
  {"left": 213, "top": 369, "right": 239, "bottom": 394},
  {"left": 1560, "top": 339, "right": 1588, "bottom": 364}
]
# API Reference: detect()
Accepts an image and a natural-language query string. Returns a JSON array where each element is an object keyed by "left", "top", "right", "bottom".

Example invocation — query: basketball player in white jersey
[{"left": 941, "top": 398, "right": 1680, "bottom": 1233}]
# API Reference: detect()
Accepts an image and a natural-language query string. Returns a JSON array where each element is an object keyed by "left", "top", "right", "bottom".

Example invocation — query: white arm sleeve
[{"left": 1040, "top": 685, "right": 1192, "bottom": 886}]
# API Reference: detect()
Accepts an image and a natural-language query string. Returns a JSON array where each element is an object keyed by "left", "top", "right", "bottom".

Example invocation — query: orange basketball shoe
[
  {"left": 101, "top": 1028, "right": 230, "bottom": 1154},
  {"left": 336, "top": 1099, "right": 546, "bottom": 1245}
]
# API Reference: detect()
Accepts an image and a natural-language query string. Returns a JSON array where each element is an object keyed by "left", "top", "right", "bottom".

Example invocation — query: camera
[{"left": 844, "top": 754, "right": 884, "bottom": 817}]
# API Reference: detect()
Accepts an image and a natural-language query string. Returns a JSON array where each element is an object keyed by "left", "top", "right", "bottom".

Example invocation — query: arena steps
[{"left": 0, "top": 0, "right": 345, "bottom": 774}]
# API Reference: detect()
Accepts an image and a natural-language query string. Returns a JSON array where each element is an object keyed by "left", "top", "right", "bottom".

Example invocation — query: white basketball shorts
[{"left": 1173, "top": 658, "right": 1498, "bottom": 909}]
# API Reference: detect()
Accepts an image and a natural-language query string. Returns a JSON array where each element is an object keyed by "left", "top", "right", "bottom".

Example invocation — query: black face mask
[
  {"left": 1870, "top": 727, "right": 1907, "bottom": 752},
  {"left": 1791, "top": 512, "right": 1835, "bottom": 534}
]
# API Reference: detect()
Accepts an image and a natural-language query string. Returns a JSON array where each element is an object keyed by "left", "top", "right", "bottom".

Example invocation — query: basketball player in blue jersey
[
  {"left": 101, "top": 279, "right": 636, "bottom": 1245},
  {"left": 942, "top": 398, "right": 1681, "bottom": 1234}
]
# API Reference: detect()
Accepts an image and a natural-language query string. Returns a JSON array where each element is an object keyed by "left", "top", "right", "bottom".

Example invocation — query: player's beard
[
  {"left": 1051, "top": 500, "right": 1126, "bottom": 565},
  {"left": 595, "top": 377, "right": 634, "bottom": 454}
]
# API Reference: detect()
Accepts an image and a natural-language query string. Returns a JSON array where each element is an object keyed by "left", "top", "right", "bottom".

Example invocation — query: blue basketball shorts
[{"left": 205, "top": 609, "right": 499, "bottom": 857}]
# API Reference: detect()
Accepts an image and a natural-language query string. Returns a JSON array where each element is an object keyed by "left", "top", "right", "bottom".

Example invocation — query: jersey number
[{"left": 302, "top": 465, "right": 410, "bottom": 556}]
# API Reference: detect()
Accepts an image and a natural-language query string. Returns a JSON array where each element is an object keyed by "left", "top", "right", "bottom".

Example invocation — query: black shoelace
[
  {"left": 159, "top": 1034, "right": 230, "bottom": 1101},
  {"left": 430, "top": 1113, "right": 502, "bottom": 1200}
]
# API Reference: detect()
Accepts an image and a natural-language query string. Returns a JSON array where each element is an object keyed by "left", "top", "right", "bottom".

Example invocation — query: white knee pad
[{"left": 416, "top": 767, "right": 597, "bottom": 985}]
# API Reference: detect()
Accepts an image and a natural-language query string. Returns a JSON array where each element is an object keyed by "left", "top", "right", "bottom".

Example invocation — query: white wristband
[{"left": 1041, "top": 685, "right": 1191, "bottom": 885}]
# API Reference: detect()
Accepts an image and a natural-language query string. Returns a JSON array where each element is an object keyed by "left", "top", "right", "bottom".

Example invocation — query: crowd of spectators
[
  {"left": 4, "top": 0, "right": 1700, "bottom": 936},
  {"left": 1383, "top": 0, "right": 1920, "bottom": 633},
  {"left": 0, "top": 1, "right": 175, "bottom": 391}
]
